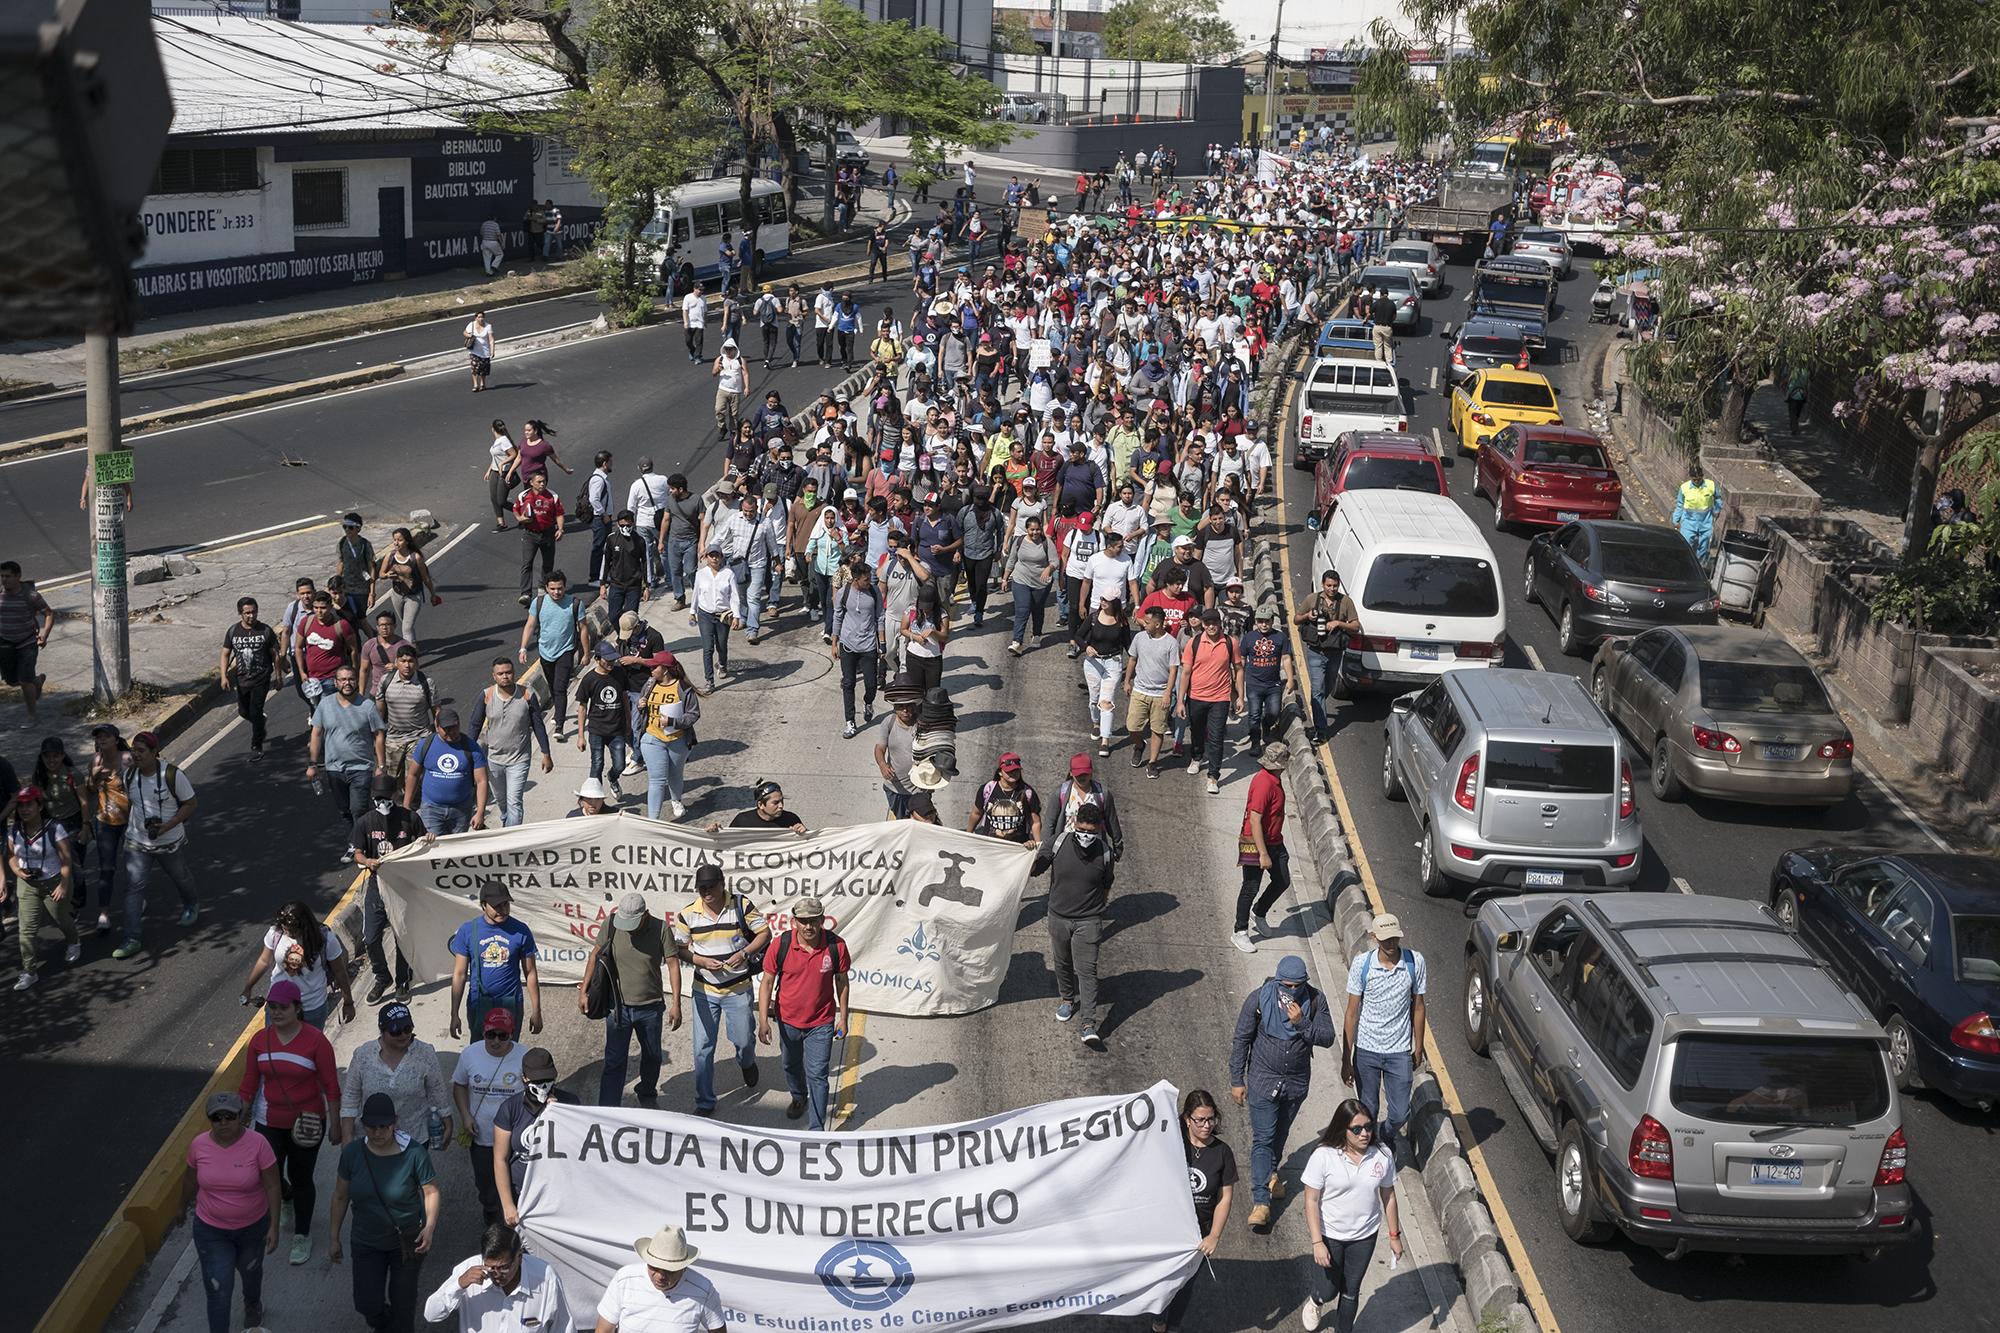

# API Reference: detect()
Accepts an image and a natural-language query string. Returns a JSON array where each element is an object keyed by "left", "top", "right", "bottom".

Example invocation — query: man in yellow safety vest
[{"left": 1672, "top": 461, "right": 1721, "bottom": 562}]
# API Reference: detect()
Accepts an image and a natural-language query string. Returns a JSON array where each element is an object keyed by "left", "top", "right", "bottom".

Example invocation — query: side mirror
[
  {"left": 1495, "top": 930, "right": 1523, "bottom": 952},
  {"left": 1390, "top": 697, "right": 1413, "bottom": 715}
]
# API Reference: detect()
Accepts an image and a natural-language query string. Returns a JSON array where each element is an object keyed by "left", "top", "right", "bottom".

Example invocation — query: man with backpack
[
  {"left": 580, "top": 891, "right": 677, "bottom": 1107},
  {"left": 1179, "top": 608, "right": 1243, "bottom": 795},
  {"left": 351, "top": 775, "right": 426, "bottom": 1003},
  {"left": 967, "top": 752, "right": 1042, "bottom": 844},
  {"left": 403, "top": 707, "right": 488, "bottom": 836},
  {"left": 518, "top": 570, "right": 585, "bottom": 745},
  {"left": 1229, "top": 954, "right": 1337, "bottom": 1232},
  {"left": 1343, "top": 913, "right": 1427, "bottom": 1155},
  {"left": 110, "top": 729, "right": 201, "bottom": 960},
  {"left": 373, "top": 645, "right": 438, "bottom": 780},
  {"left": 757, "top": 896, "right": 850, "bottom": 1128},
  {"left": 1041, "top": 802, "right": 1116, "bottom": 1051},
  {"left": 1040, "top": 753, "right": 1123, "bottom": 862},
  {"left": 471, "top": 656, "right": 552, "bottom": 830}
]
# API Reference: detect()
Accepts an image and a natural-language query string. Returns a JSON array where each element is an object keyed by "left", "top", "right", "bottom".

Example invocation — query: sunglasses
[
  {"left": 1347, "top": 1121, "right": 1375, "bottom": 1135},
  {"left": 208, "top": 1111, "right": 240, "bottom": 1123}
]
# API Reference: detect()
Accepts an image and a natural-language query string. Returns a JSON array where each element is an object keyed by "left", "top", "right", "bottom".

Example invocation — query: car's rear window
[
  {"left": 1697, "top": 661, "right": 1832, "bottom": 713},
  {"left": 1519, "top": 229, "right": 1564, "bottom": 243},
  {"left": 1366, "top": 271, "right": 1414, "bottom": 292},
  {"left": 1362, "top": 554, "right": 1499, "bottom": 617},
  {"left": 1461, "top": 335, "right": 1522, "bottom": 357},
  {"left": 1956, "top": 916, "right": 2000, "bottom": 983},
  {"left": 1485, "top": 741, "right": 1614, "bottom": 792},
  {"left": 1598, "top": 540, "right": 1702, "bottom": 582},
  {"left": 1523, "top": 439, "right": 1607, "bottom": 468},
  {"left": 1670, "top": 1036, "right": 1890, "bottom": 1126},
  {"left": 1385, "top": 247, "right": 1432, "bottom": 265},
  {"left": 1343, "top": 456, "right": 1441, "bottom": 493},
  {"left": 1308, "top": 390, "right": 1399, "bottom": 417},
  {"left": 1480, "top": 379, "right": 1556, "bottom": 409}
]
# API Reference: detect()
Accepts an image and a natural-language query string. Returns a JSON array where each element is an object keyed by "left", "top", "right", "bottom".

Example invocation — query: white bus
[{"left": 636, "top": 177, "right": 792, "bottom": 289}]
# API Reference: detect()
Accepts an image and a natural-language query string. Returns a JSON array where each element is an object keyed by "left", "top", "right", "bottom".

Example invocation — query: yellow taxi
[{"left": 1448, "top": 367, "right": 1563, "bottom": 454}]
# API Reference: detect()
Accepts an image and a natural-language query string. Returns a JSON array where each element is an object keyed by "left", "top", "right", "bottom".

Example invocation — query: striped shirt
[
  {"left": 240, "top": 1024, "right": 340, "bottom": 1130},
  {"left": 672, "top": 895, "right": 766, "bottom": 996}
]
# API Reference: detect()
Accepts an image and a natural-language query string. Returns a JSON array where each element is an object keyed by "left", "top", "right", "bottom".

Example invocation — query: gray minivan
[
  {"left": 1383, "top": 668, "right": 1641, "bottom": 896},
  {"left": 1464, "top": 891, "right": 1914, "bottom": 1258}
]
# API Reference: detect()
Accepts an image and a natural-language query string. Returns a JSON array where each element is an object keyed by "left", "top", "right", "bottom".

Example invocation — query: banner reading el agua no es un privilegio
[
  {"left": 373, "top": 814, "right": 1036, "bottom": 1016},
  {"left": 516, "top": 1082, "right": 1200, "bottom": 1331}
]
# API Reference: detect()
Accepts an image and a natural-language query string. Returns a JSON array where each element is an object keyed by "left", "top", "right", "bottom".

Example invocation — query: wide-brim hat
[
  {"left": 908, "top": 758, "right": 950, "bottom": 791},
  {"left": 634, "top": 1224, "right": 700, "bottom": 1271},
  {"left": 883, "top": 675, "right": 924, "bottom": 706}
]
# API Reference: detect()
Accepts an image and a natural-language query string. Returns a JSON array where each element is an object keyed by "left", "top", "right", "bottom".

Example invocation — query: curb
[
  {"left": 0, "top": 378, "right": 56, "bottom": 404},
  {"left": 0, "top": 363, "right": 407, "bottom": 461},
  {"left": 1254, "top": 309, "right": 1544, "bottom": 1331}
]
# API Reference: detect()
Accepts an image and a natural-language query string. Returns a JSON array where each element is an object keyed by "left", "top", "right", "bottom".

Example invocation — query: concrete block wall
[
  {"left": 1817, "top": 573, "right": 1917, "bottom": 724},
  {"left": 1912, "top": 646, "right": 2000, "bottom": 806},
  {"left": 1758, "top": 517, "right": 1832, "bottom": 643}
]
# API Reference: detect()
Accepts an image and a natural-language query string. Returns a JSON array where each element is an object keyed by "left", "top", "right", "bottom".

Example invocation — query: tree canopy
[
  {"left": 1101, "top": 0, "right": 1239, "bottom": 64},
  {"left": 1356, "top": 0, "right": 2000, "bottom": 559}
]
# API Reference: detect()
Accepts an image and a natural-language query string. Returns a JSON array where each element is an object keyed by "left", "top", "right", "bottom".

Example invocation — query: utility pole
[
  {"left": 1051, "top": 0, "right": 1063, "bottom": 64},
  {"left": 85, "top": 329, "right": 132, "bottom": 703},
  {"left": 1261, "top": 0, "right": 1287, "bottom": 148}
]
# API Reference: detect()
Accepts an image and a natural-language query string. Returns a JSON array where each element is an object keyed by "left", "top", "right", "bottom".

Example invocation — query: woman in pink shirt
[
  {"left": 183, "top": 1089, "right": 280, "bottom": 1333},
  {"left": 239, "top": 978, "right": 342, "bottom": 1267}
]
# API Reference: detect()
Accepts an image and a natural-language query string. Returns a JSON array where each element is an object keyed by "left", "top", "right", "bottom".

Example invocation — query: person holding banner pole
[
  {"left": 1156, "top": 1088, "right": 1236, "bottom": 1333},
  {"left": 673, "top": 864, "right": 769, "bottom": 1117},
  {"left": 756, "top": 896, "right": 850, "bottom": 1129}
]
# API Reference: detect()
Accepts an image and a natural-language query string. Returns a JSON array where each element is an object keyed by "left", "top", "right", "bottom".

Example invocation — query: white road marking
[
  {"left": 1672, "top": 876, "right": 1694, "bottom": 895},
  {"left": 1859, "top": 759, "right": 1953, "bottom": 851},
  {"left": 1522, "top": 642, "right": 1545, "bottom": 671},
  {"left": 1428, "top": 365, "right": 1438, "bottom": 390},
  {"left": 1430, "top": 426, "right": 1442, "bottom": 457},
  {"left": 38, "top": 513, "right": 335, "bottom": 590}
]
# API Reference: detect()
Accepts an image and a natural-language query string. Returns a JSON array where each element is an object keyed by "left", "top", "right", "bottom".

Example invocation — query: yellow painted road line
[
  {"left": 1273, "top": 368, "right": 1566, "bottom": 1333},
  {"left": 833, "top": 1011, "right": 868, "bottom": 1126},
  {"left": 34, "top": 869, "right": 369, "bottom": 1333}
]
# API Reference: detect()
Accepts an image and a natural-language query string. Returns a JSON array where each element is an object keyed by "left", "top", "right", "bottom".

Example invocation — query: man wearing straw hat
[{"left": 594, "top": 1224, "right": 725, "bottom": 1333}]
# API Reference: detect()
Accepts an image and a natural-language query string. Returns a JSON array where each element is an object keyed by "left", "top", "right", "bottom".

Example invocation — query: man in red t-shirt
[
  {"left": 512, "top": 471, "right": 566, "bottom": 606},
  {"left": 1137, "top": 564, "right": 1198, "bottom": 638},
  {"left": 293, "top": 591, "right": 356, "bottom": 707},
  {"left": 1232, "top": 742, "right": 1291, "bottom": 952},
  {"left": 755, "top": 896, "right": 850, "bottom": 1129}
]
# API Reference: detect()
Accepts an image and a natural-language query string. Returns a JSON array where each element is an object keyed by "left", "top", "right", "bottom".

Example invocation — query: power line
[{"left": 173, "top": 83, "right": 573, "bottom": 137}]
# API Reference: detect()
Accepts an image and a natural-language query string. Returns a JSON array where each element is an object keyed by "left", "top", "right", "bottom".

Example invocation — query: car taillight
[
  {"left": 1950, "top": 1012, "right": 2000, "bottom": 1055},
  {"left": 1611, "top": 851, "right": 1638, "bottom": 868},
  {"left": 1629, "top": 1115, "right": 1673, "bottom": 1179},
  {"left": 1452, "top": 347, "right": 1466, "bottom": 366},
  {"left": 1582, "top": 583, "right": 1628, "bottom": 607},
  {"left": 1397, "top": 419, "right": 1408, "bottom": 431},
  {"left": 1454, "top": 755, "right": 1479, "bottom": 811},
  {"left": 1618, "top": 758, "right": 1635, "bottom": 819},
  {"left": 1471, "top": 411, "right": 1495, "bottom": 426},
  {"left": 1449, "top": 844, "right": 1481, "bottom": 860},
  {"left": 1874, "top": 1127, "right": 1908, "bottom": 1186},
  {"left": 1686, "top": 597, "right": 1719, "bottom": 613},
  {"left": 1692, "top": 725, "right": 1741, "bottom": 753},
  {"left": 1455, "top": 640, "right": 1502, "bottom": 658},
  {"left": 1516, "top": 470, "right": 1548, "bottom": 487},
  {"left": 1818, "top": 738, "right": 1855, "bottom": 760},
  {"left": 1352, "top": 634, "right": 1399, "bottom": 653},
  {"left": 1402, "top": 295, "right": 1416, "bottom": 307},
  {"left": 1516, "top": 349, "right": 1531, "bottom": 369},
  {"left": 1301, "top": 413, "right": 1312, "bottom": 436},
  {"left": 1597, "top": 478, "right": 1623, "bottom": 493}
]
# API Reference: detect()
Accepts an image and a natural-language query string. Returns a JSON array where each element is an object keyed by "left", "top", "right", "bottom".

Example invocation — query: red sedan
[{"left": 1473, "top": 424, "right": 1623, "bottom": 530}]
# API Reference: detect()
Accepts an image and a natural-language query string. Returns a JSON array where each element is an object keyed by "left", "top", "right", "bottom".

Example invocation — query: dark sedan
[
  {"left": 1770, "top": 849, "right": 2000, "bottom": 1110},
  {"left": 1523, "top": 520, "right": 1719, "bottom": 655}
]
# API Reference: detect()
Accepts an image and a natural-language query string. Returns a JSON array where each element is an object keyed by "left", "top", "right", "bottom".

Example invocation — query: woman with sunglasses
[
  {"left": 1153, "top": 1088, "right": 1235, "bottom": 1333},
  {"left": 239, "top": 977, "right": 342, "bottom": 1267},
  {"left": 1298, "top": 1098, "right": 1401, "bottom": 1333},
  {"left": 184, "top": 1090, "right": 280, "bottom": 1333}
]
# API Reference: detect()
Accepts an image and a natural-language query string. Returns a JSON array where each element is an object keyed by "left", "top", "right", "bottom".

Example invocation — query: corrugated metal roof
[{"left": 153, "top": 13, "right": 566, "bottom": 137}]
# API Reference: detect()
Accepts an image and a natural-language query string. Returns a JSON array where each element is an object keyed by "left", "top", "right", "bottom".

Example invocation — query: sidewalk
[
  {"left": 0, "top": 515, "right": 456, "bottom": 770},
  {"left": 1740, "top": 379, "right": 1906, "bottom": 552}
]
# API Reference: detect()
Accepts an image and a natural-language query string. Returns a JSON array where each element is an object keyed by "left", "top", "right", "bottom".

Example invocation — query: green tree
[
  {"left": 990, "top": 11, "right": 1038, "bottom": 57},
  {"left": 1101, "top": 0, "right": 1238, "bottom": 63},
  {"left": 1355, "top": 0, "right": 2000, "bottom": 560}
]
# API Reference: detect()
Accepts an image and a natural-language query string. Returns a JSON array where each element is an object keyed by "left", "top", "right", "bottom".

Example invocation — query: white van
[
  {"left": 1296, "top": 355, "right": 1406, "bottom": 463},
  {"left": 1309, "top": 490, "right": 1506, "bottom": 693},
  {"left": 633, "top": 177, "right": 792, "bottom": 288}
]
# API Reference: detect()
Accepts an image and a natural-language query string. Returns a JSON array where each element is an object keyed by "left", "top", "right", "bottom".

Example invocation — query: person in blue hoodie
[{"left": 1229, "top": 954, "right": 1337, "bottom": 1232}]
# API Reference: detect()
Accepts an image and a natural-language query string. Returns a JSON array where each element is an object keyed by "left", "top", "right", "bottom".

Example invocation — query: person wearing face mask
[
  {"left": 599, "top": 509, "right": 650, "bottom": 625},
  {"left": 491, "top": 1047, "right": 579, "bottom": 1227},
  {"left": 958, "top": 487, "right": 1006, "bottom": 629},
  {"left": 1039, "top": 801, "right": 1116, "bottom": 1051},
  {"left": 351, "top": 776, "right": 427, "bottom": 1002},
  {"left": 1229, "top": 954, "right": 1337, "bottom": 1233},
  {"left": 454, "top": 1010, "right": 525, "bottom": 1228}
]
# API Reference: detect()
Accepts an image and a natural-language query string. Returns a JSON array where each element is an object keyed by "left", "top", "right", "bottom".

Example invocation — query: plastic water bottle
[
  {"left": 428, "top": 1107, "right": 445, "bottom": 1151},
  {"left": 310, "top": 773, "right": 325, "bottom": 797}
]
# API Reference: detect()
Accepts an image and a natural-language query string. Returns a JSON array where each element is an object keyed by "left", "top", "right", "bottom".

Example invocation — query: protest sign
[
  {"left": 516, "top": 1082, "right": 1199, "bottom": 1330},
  {"left": 375, "top": 815, "right": 1036, "bottom": 1016}
]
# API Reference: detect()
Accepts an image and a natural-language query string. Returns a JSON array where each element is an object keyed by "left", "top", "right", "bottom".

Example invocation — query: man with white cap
[
  {"left": 711, "top": 337, "right": 750, "bottom": 442},
  {"left": 425, "top": 1222, "right": 572, "bottom": 1331},
  {"left": 596, "top": 1224, "right": 724, "bottom": 1333},
  {"left": 1342, "top": 912, "right": 1427, "bottom": 1155},
  {"left": 582, "top": 891, "right": 676, "bottom": 1106}
]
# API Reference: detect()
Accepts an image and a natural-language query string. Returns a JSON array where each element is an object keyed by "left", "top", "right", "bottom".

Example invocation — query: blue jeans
[
  {"left": 1247, "top": 1088, "right": 1306, "bottom": 1206},
  {"left": 327, "top": 764, "right": 371, "bottom": 831},
  {"left": 782, "top": 1021, "right": 837, "bottom": 1129},
  {"left": 488, "top": 756, "right": 531, "bottom": 828},
  {"left": 667, "top": 536, "right": 698, "bottom": 600},
  {"left": 1009, "top": 581, "right": 1050, "bottom": 643},
  {"left": 1303, "top": 646, "right": 1337, "bottom": 735},
  {"left": 606, "top": 583, "right": 643, "bottom": 625},
  {"left": 193, "top": 1214, "right": 267, "bottom": 1333},
  {"left": 1186, "top": 697, "right": 1229, "bottom": 780},
  {"left": 418, "top": 802, "right": 472, "bottom": 835},
  {"left": 587, "top": 732, "right": 629, "bottom": 783},
  {"left": 696, "top": 609, "right": 731, "bottom": 683},
  {"left": 601, "top": 1002, "right": 666, "bottom": 1105},
  {"left": 1245, "top": 683, "right": 1283, "bottom": 746},
  {"left": 691, "top": 988, "right": 755, "bottom": 1111},
  {"left": 1353, "top": 1048, "right": 1414, "bottom": 1148},
  {"left": 746, "top": 559, "right": 775, "bottom": 635},
  {"left": 640, "top": 733, "right": 689, "bottom": 816},
  {"left": 121, "top": 841, "right": 199, "bottom": 946},
  {"left": 590, "top": 515, "right": 611, "bottom": 582},
  {"left": 92, "top": 822, "right": 127, "bottom": 918}
]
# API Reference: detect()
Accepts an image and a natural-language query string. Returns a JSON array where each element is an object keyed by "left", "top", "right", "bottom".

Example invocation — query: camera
[{"left": 144, "top": 817, "right": 164, "bottom": 838}]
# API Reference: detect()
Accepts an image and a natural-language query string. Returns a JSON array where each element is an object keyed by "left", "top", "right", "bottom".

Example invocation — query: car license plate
[
  {"left": 1762, "top": 743, "right": 1801, "bottom": 761},
  {"left": 1409, "top": 643, "right": 1440, "bottom": 662},
  {"left": 1523, "top": 870, "right": 1565, "bottom": 888},
  {"left": 1751, "top": 1160, "right": 1805, "bottom": 1185},
  {"left": 1557, "top": 511, "right": 1580, "bottom": 521}
]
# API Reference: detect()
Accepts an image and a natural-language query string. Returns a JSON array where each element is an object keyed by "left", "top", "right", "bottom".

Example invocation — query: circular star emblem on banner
[{"left": 815, "top": 1238, "right": 916, "bottom": 1311}]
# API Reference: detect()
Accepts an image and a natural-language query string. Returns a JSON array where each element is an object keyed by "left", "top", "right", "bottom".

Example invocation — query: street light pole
[
  {"left": 1261, "top": 0, "right": 1287, "bottom": 148},
  {"left": 85, "top": 329, "right": 131, "bottom": 704}
]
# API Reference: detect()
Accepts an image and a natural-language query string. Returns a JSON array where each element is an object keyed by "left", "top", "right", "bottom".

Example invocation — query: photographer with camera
[
  {"left": 111, "top": 730, "right": 201, "bottom": 961},
  {"left": 1293, "top": 570, "right": 1358, "bottom": 744}
]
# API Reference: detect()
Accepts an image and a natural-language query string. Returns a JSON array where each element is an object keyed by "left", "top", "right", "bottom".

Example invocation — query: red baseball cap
[
  {"left": 998, "top": 752, "right": 1023, "bottom": 772},
  {"left": 483, "top": 1010, "right": 517, "bottom": 1036},
  {"left": 1069, "top": 753, "right": 1093, "bottom": 776}
]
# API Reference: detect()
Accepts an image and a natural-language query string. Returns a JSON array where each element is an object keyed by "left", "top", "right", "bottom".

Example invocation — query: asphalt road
[{"left": 1276, "top": 254, "right": 1997, "bottom": 1332}]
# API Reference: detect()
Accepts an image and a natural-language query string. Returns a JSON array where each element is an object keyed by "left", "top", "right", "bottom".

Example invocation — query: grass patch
[
  {"left": 122, "top": 263, "right": 591, "bottom": 373},
  {"left": 62, "top": 678, "right": 177, "bottom": 722}
]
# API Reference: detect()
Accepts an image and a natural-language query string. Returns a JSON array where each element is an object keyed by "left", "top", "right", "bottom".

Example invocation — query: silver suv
[
  {"left": 1463, "top": 891, "right": 1915, "bottom": 1258},
  {"left": 1382, "top": 668, "right": 1641, "bottom": 897}
]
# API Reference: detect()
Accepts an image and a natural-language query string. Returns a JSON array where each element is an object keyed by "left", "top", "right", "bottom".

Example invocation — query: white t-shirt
[
  {"left": 488, "top": 434, "right": 513, "bottom": 475},
  {"left": 464, "top": 321, "right": 494, "bottom": 357},
  {"left": 596, "top": 1263, "right": 724, "bottom": 1333},
  {"left": 1100, "top": 500, "right": 1148, "bottom": 541},
  {"left": 1302, "top": 1143, "right": 1395, "bottom": 1241},
  {"left": 453, "top": 1042, "right": 525, "bottom": 1145},
  {"left": 125, "top": 762, "right": 195, "bottom": 851},
  {"left": 1082, "top": 550, "right": 1134, "bottom": 608},
  {"left": 262, "top": 923, "right": 347, "bottom": 1012},
  {"left": 682, "top": 292, "right": 706, "bottom": 329}
]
